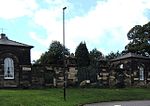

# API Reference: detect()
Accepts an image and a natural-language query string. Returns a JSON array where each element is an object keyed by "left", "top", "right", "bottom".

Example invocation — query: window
[
  {"left": 4, "top": 58, "right": 14, "bottom": 79},
  {"left": 119, "top": 64, "right": 124, "bottom": 69},
  {"left": 138, "top": 66, "right": 144, "bottom": 81}
]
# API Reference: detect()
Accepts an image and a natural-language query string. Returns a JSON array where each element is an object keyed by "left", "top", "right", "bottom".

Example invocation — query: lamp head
[{"left": 63, "top": 7, "right": 67, "bottom": 10}]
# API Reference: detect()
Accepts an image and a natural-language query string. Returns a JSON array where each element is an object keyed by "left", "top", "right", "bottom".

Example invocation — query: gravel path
[{"left": 84, "top": 100, "right": 150, "bottom": 106}]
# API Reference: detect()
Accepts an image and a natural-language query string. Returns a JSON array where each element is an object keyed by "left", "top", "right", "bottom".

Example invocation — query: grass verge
[{"left": 0, "top": 88, "right": 150, "bottom": 106}]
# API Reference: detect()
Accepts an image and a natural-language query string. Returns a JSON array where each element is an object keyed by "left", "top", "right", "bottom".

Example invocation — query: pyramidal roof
[
  {"left": 111, "top": 52, "right": 150, "bottom": 61},
  {"left": 0, "top": 33, "right": 33, "bottom": 48}
]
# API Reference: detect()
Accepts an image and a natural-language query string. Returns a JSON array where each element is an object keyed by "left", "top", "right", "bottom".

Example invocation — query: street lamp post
[{"left": 63, "top": 6, "right": 67, "bottom": 101}]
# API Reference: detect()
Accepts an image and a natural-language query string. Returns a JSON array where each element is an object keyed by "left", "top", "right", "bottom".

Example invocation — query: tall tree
[
  {"left": 36, "top": 41, "right": 70, "bottom": 65},
  {"left": 75, "top": 42, "right": 90, "bottom": 83},
  {"left": 125, "top": 22, "right": 150, "bottom": 56},
  {"left": 75, "top": 42, "right": 90, "bottom": 67}
]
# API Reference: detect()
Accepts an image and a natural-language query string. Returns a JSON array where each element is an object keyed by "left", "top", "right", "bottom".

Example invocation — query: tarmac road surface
[{"left": 84, "top": 100, "right": 150, "bottom": 106}]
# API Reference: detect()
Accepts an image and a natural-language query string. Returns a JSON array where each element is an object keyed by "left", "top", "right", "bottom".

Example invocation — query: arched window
[
  {"left": 4, "top": 58, "right": 14, "bottom": 79},
  {"left": 138, "top": 66, "right": 144, "bottom": 81}
]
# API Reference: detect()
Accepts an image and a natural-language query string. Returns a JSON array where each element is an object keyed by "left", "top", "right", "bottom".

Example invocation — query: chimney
[{"left": 0, "top": 33, "right": 8, "bottom": 40}]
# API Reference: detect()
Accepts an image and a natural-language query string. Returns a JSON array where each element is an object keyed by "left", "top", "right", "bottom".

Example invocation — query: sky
[{"left": 0, "top": 0, "right": 150, "bottom": 61}]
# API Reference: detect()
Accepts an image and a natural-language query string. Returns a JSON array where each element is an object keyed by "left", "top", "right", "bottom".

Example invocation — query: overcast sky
[{"left": 0, "top": 0, "right": 150, "bottom": 61}]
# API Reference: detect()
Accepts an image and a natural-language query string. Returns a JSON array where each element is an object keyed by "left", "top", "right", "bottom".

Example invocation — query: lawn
[{"left": 0, "top": 88, "right": 150, "bottom": 106}]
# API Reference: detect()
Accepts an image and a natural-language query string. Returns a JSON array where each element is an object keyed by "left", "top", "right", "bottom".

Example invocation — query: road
[{"left": 84, "top": 100, "right": 150, "bottom": 106}]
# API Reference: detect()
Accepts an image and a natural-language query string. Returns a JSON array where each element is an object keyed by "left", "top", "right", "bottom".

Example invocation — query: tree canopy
[
  {"left": 89, "top": 48, "right": 103, "bottom": 61},
  {"left": 36, "top": 41, "right": 70, "bottom": 65},
  {"left": 125, "top": 22, "right": 150, "bottom": 56},
  {"left": 75, "top": 42, "right": 90, "bottom": 67},
  {"left": 105, "top": 51, "right": 121, "bottom": 60}
]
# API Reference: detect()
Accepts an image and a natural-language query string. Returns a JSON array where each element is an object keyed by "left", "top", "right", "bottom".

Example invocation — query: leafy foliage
[
  {"left": 75, "top": 42, "right": 90, "bottom": 83},
  {"left": 125, "top": 22, "right": 150, "bottom": 56},
  {"left": 89, "top": 48, "right": 103, "bottom": 83},
  {"left": 75, "top": 42, "right": 90, "bottom": 67},
  {"left": 105, "top": 51, "right": 121, "bottom": 60},
  {"left": 35, "top": 52, "right": 49, "bottom": 64},
  {"left": 87, "top": 65, "right": 97, "bottom": 83},
  {"left": 35, "top": 41, "right": 70, "bottom": 65},
  {"left": 90, "top": 48, "right": 103, "bottom": 61},
  {"left": 75, "top": 44, "right": 104, "bottom": 83}
]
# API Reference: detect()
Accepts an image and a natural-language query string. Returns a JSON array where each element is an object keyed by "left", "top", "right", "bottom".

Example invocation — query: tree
[
  {"left": 36, "top": 41, "right": 70, "bottom": 65},
  {"left": 105, "top": 51, "right": 121, "bottom": 60},
  {"left": 75, "top": 42, "right": 90, "bottom": 67},
  {"left": 35, "top": 52, "right": 49, "bottom": 64},
  {"left": 125, "top": 22, "right": 150, "bottom": 56},
  {"left": 48, "top": 41, "right": 70, "bottom": 64},
  {"left": 89, "top": 48, "right": 103, "bottom": 61},
  {"left": 75, "top": 42, "right": 90, "bottom": 83},
  {"left": 89, "top": 48, "right": 103, "bottom": 83}
]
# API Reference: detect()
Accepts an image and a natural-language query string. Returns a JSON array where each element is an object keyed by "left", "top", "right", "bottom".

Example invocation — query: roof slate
[
  {"left": 0, "top": 33, "right": 33, "bottom": 48},
  {"left": 111, "top": 53, "right": 150, "bottom": 61}
]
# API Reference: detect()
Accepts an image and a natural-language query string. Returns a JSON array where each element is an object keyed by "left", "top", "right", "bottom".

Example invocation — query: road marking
[{"left": 114, "top": 105, "right": 121, "bottom": 106}]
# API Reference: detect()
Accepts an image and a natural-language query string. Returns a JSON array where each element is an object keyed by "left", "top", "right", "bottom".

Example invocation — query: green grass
[{"left": 0, "top": 88, "right": 150, "bottom": 106}]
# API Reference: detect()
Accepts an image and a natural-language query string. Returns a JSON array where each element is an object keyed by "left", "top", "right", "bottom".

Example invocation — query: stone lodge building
[
  {"left": 109, "top": 53, "right": 150, "bottom": 87},
  {"left": 0, "top": 33, "right": 33, "bottom": 88}
]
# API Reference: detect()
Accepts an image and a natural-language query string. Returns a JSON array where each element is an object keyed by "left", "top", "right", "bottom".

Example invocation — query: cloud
[
  {"left": 29, "top": 0, "right": 70, "bottom": 47},
  {"left": 29, "top": 0, "right": 150, "bottom": 59},
  {"left": 0, "top": 0, "right": 149, "bottom": 60},
  {"left": 65, "top": 0, "right": 149, "bottom": 53},
  {"left": 31, "top": 49, "right": 43, "bottom": 62},
  {"left": 1, "top": 0, "right": 148, "bottom": 60},
  {"left": 0, "top": 0, "right": 38, "bottom": 19}
]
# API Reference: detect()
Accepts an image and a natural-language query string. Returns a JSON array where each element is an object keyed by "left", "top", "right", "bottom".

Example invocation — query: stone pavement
[{"left": 84, "top": 100, "right": 150, "bottom": 106}]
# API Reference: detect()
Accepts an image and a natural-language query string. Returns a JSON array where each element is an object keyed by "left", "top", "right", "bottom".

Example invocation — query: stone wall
[
  {"left": 67, "top": 67, "right": 78, "bottom": 86},
  {"left": 30, "top": 65, "right": 78, "bottom": 88},
  {"left": 19, "top": 65, "right": 32, "bottom": 88},
  {"left": 97, "top": 60, "right": 110, "bottom": 87},
  {"left": 31, "top": 65, "right": 53, "bottom": 88}
]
